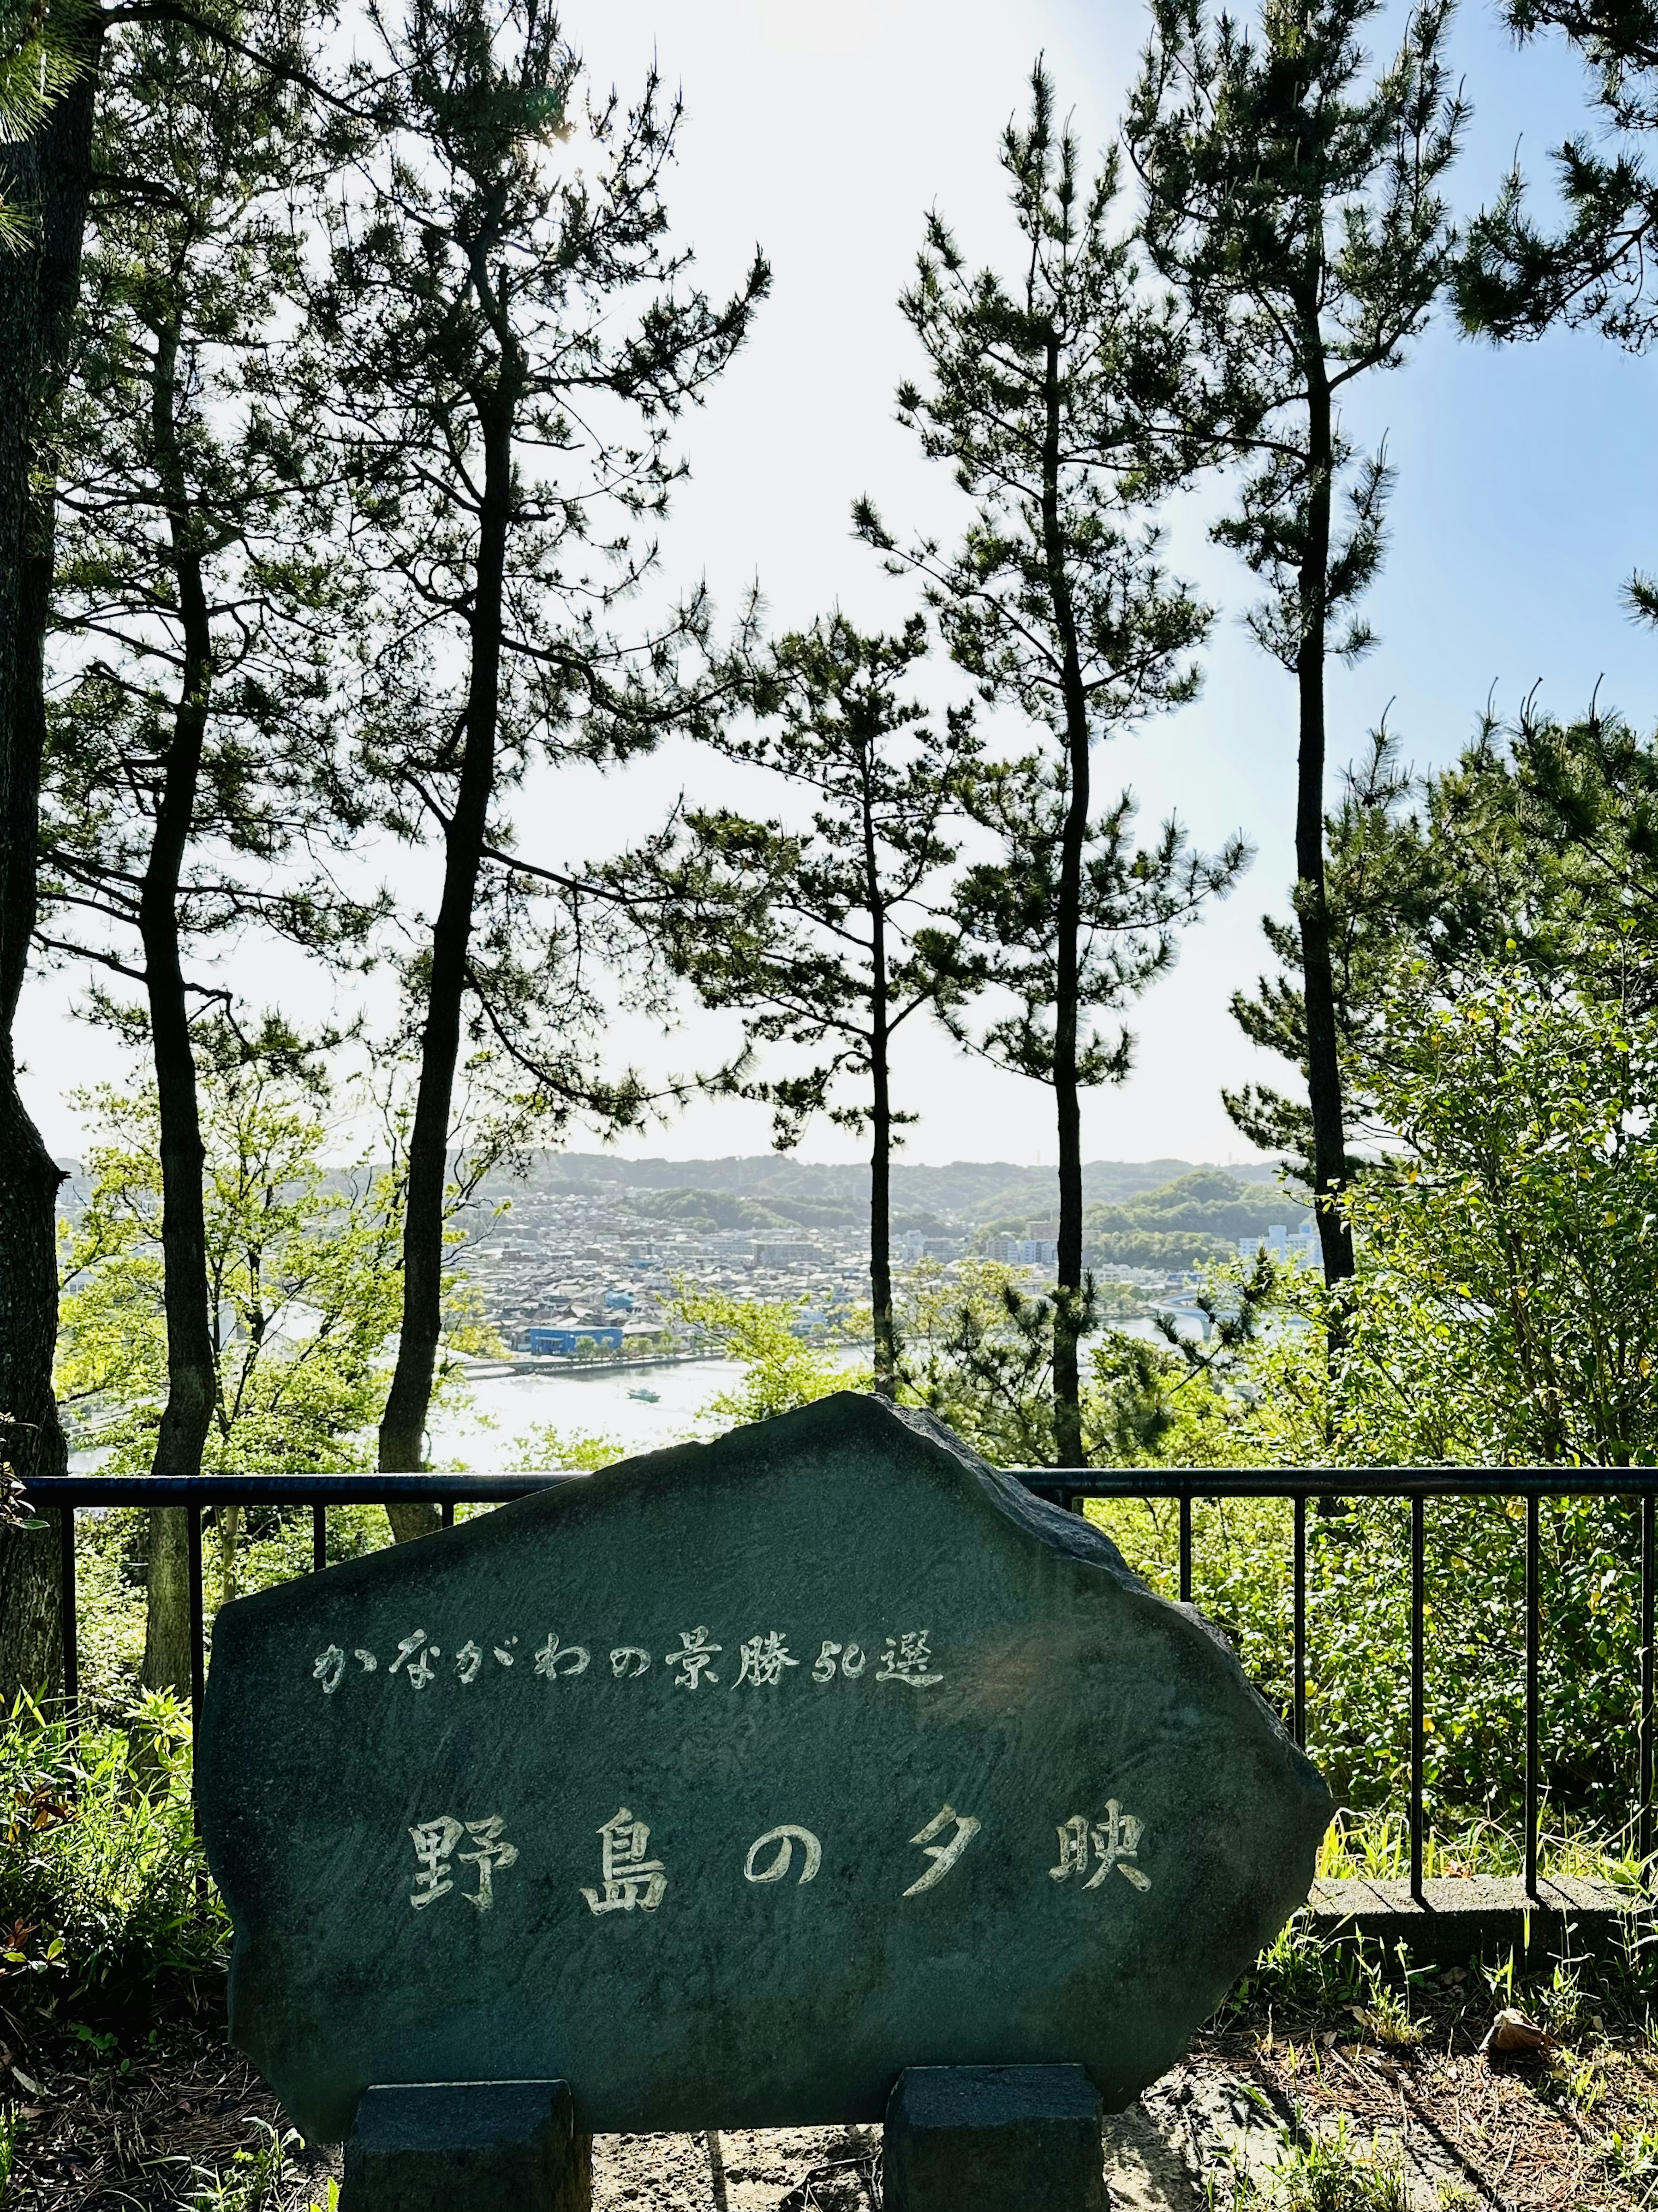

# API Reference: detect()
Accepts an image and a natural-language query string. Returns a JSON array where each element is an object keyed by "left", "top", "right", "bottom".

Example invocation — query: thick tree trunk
[
  {"left": 0, "top": 45, "right": 103, "bottom": 1702},
  {"left": 142, "top": 1505, "right": 193, "bottom": 1697},
  {"left": 1040, "top": 335, "right": 1092, "bottom": 1471},
  {"left": 138, "top": 321, "right": 220, "bottom": 1691},
  {"left": 378, "top": 399, "right": 512, "bottom": 1535},
  {"left": 1295, "top": 361, "right": 1355, "bottom": 1289}
]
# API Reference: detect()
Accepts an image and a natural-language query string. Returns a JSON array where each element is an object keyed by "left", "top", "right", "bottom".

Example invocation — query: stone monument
[{"left": 196, "top": 1394, "right": 1331, "bottom": 2205}]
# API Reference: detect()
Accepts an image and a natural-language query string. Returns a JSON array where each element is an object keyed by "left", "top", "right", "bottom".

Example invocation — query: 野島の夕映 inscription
[
  {"left": 313, "top": 1623, "right": 948, "bottom": 1697},
  {"left": 400, "top": 1798, "right": 1151, "bottom": 1917}
]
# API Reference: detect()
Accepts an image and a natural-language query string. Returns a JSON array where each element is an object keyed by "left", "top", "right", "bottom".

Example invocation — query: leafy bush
[
  {"left": 1092, "top": 1489, "right": 1648, "bottom": 1835},
  {"left": 0, "top": 1692, "right": 228, "bottom": 2012}
]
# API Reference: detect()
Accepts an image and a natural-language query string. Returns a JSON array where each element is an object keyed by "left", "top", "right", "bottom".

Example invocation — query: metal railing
[{"left": 21, "top": 1464, "right": 1658, "bottom": 1912}]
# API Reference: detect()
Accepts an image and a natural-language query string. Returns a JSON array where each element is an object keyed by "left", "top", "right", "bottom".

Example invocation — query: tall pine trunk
[
  {"left": 1040, "top": 334, "right": 1091, "bottom": 1471},
  {"left": 1295, "top": 353, "right": 1354, "bottom": 1289},
  {"left": 377, "top": 397, "right": 512, "bottom": 1535},
  {"left": 138, "top": 319, "right": 220, "bottom": 1694},
  {"left": 862, "top": 760, "right": 896, "bottom": 1398},
  {"left": 0, "top": 48, "right": 103, "bottom": 1702}
]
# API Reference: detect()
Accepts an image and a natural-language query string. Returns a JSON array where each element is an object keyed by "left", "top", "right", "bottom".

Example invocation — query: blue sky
[{"left": 18, "top": 0, "right": 1658, "bottom": 1169}]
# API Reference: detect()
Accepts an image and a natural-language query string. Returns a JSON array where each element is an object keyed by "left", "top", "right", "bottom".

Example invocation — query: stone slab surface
[
  {"left": 884, "top": 2064, "right": 1107, "bottom": 2212},
  {"left": 341, "top": 2079, "right": 589, "bottom": 2212},
  {"left": 1308, "top": 1873, "right": 1646, "bottom": 1963},
  {"left": 197, "top": 1395, "right": 1331, "bottom": 2142}
]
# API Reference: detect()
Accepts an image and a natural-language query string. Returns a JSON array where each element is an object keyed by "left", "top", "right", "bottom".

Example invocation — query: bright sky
[{"left": 18, "top": 0, "right": 1658, "bottom": 1169}]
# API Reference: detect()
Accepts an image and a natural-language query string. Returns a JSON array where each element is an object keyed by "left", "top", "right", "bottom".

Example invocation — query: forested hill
[{"left": 487, "top": 1152, "right": 1288, "bottom": 1233}]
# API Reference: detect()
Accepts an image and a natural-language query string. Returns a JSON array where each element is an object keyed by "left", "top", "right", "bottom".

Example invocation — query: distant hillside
[
  {"left": 502, "top": 1152, "right": 1285, "bottom": 1226},
  {"left": 1082, "top": 1170, "right": 1309, "bottom": 1269}
]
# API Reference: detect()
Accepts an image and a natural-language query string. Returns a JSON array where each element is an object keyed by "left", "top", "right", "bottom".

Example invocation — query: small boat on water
[{"left": 626, "top": 1386, "right": 661, "bottom": 1403}]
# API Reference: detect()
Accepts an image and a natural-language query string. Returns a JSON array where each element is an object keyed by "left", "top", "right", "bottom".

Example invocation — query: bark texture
[
  {"left": 1041, "top": 333, "right": 1092, "bottom": 1471},
  {"left": 1294, "top": 358, "right": 1355, "bottom": 1289},
  {"left": 377, "top": 399, "right": 513, "bottom": 1537},
  {"left": 142, "top": 1505, "right": 193, "bottom": 1695},
  {"left": 0, "top": 43, "right": 104, "bottom": 1702},
  {"left": 139, "top": 316, "right": 221, "bottom": 1693},
  {"left": 864, "top": 761, "right": 896, "bottom": 1399}
]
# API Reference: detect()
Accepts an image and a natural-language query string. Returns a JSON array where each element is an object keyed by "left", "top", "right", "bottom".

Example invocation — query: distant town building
[
  {"left": 522, "top": 1324, "right": 625, "bottom": 1356},
  {"left": 1237, "top": 1223, "right": 1319, "bottom": 1266},
  {"left": 753, "top": 1241, "right": 821, "bottom": 1268}
]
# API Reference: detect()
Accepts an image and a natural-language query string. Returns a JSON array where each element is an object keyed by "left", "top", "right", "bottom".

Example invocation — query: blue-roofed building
[{"left": 523, "top": 1324, "right": 625, "bottom": 1357}]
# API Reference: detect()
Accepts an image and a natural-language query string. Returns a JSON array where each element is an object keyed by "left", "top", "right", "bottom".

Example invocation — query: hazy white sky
[{"left": 18, "top": 0, "right": 1658, "bottom": 1168}]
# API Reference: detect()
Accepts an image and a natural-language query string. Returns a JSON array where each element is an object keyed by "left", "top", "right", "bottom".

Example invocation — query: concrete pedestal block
[
  {"left": 340, "top": 2079, "right": 592, "bottom": 2212},
  {"left": 883, "top": 2064, "right": 1108, "bottom": 2212}
]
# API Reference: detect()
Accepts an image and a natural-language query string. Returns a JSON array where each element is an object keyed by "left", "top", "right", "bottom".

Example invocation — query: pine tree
[
  {"left": 621, "top": 612, "right": 978, "bottom": 1396},
  {"left": 1457, "top": 0, "right": 1658, "bottom": 355},
  {"left": 0, "top": 0, "right": 329, "bottom": 1699},
  {"left": 39, "top": 6, "right": 368, "bottom": 1689},
  {"left": 1129, "top": 0, "right": 1465, "bottom": 1283},
  {"left": 857, "top": 67, "right": 1242, "bottom": 1467},
  {"left": 1456, "top": 0, "right": 1658, "bottom": 622},
  {"left": 307, "top": 0, "right": 767, "bottom": 1518}
]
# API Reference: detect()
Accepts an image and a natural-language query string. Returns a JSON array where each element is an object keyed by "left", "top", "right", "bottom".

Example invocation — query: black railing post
[
  {"left": 187, "top": 1503, "right": 206, "bottom": 1744},
  {"left": 58, "top": 1505, "right": 78, "bottom": 1757},
  {"left": 1525, "top": 1494, "right": 1541, "bottom": 1901},
  {"left": 1411, "top": 1494, "right": 1425, "bottom": 1906},
  {"left": 441, "top": 1499, "right": 456, "bottom": 1530},
  {"left": 1292, "top": 1493, "right": 1307, "bottom": 1749},
  {"left": 1179, "top": 1493, "right": 1193, "bottom": 1604},
  {"left": 313, "top": 1504, "right": 327, "bottom": 1573},
  {"left": 1642, "top": 1491, "right": 1655, "bottom": 1871}
]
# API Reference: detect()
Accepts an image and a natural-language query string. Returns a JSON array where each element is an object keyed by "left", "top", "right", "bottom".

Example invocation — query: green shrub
[
  {"left": 0, "top": 1691, "right": 228, "bottom": 2012},
  {"left": 1090, "top": 1490, "right": 1648, "bottom": 1839}
]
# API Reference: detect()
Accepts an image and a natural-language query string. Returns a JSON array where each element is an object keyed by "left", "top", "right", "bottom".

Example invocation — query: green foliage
[
  {"left": 895, "top": 1261, "right": 1149, "bottom": 1466},
  {"left": 1131, "top": 0, "right": 1465, "bottom": 679},
  {"left": 509, "top": 1426, "right": 624, "bottom": 1473},
  {"left": 900, "top": 1261, "right": 1082, "bottom": 1467},
  {"left": 1347, "top": 964, "right": 1658, "bottom": 1465},
  {"left": 1130, "top": 0, "right": 1464, "bottom": 1234},
  {"left": 627, "top": 614, "right": 978, "bottom": 1150},
  {"left": 858, "top": 64, "right": 1245, "bottom": 1456},
  {"left": 1082, "top": 1167, "right": 1309, "bottom": 1267},
  {"left": 857, "top": 70, "right": 1243, "bottom": 1111},
  {"left": 1269, "top": 2122, "right": 1407, "bottom": 2212},
  {"left": 0, "top": 1692, "right": 227, "bottom": 2010},
  {"left": 312, "top": 0, "right": 770, "bottom": 1128},
  {"left": 41, "top": 0, "right": 371, "bottom": 978},
  {"left": 1458, "top": 0, "right": 1658, "bottom": 356},
  {"left": 671, "top": 1288, "right": 869, "bottom": 1426},
  {"left": 186, "top": 2120, "right": 295, "bottom": 2211},
  {"left": 611, "top": 612, "right": 981, "bottom": 1386},
  {"left": 1227, "top": 705, "right": 1658, "bottom": 1188},
  {"left": 54, "top": 1027, "right": 490, "bottom": 1484},
  {"left": 0, "top": 0, "right": 95, "bottom": 252}
]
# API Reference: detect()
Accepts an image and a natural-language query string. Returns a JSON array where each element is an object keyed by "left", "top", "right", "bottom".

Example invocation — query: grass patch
[{"left": 0, "top": 1689, "right": 227, "bottom": 2029}]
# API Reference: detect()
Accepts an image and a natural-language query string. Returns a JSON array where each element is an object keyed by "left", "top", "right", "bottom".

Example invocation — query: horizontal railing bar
[
  {"left": 21, "top": 1466, "right": 1658, "bottom": 1508},
  {"left": 1025, "top": 1470, "right": 1658, "bottom": 1498},
  {"left": 20, "top": 1473, "right": 592, "bottom": 1506}
]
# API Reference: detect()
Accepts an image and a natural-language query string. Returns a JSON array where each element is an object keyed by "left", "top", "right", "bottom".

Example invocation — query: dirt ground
[{"left": 6, "top": 1971, "right": 1658, "bottom": 2211}]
